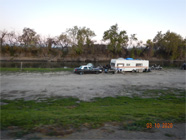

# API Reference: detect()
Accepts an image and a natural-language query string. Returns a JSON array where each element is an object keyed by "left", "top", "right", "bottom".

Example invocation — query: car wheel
[{"left": 80, "top": 72, "right": 84, "bottom": 75}]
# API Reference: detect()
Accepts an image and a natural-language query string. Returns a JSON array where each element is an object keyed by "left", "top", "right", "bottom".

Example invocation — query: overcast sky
[{"left": 0, "top": 0, "right": 185, "bottom": 43}]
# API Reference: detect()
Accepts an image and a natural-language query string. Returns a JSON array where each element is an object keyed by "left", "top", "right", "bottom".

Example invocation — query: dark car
[
  {"left": 181, "top": 63, "right": 186, "bottom": 70},
  {"left": 74, "top": 65, "right": 103, "bottom": 75}
]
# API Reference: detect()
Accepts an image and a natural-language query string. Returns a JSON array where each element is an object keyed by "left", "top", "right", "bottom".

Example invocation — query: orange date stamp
[{"left": 146, "top": 123, "right": 173, "bottom": 128}]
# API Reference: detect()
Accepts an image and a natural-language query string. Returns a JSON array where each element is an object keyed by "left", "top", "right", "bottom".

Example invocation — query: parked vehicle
[
  {"left": 102, "top": 64, "right": 115, "bottom": 73},
  {"left": 110, "top": 58, "right": 150, "bottom": 72},
  {"left": 74, "top": 65, "right": 103, "bottom": 75},
  {"left": 181, "top": 63, "right": 186, "bottom": 70},
  {"left": 151, "top": 64, "right": 163, "bottom": 70}
]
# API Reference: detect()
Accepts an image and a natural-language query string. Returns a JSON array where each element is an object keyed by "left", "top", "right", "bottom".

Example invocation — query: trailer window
[
  {"left": 117, "top": 63, "right": 124, "bottom": 67},
  {"left": 136, "top": 63, "right": 143, "bottom": 66},
  {"left": 126, "top": 64, "right": 130, "bottom": 66}
]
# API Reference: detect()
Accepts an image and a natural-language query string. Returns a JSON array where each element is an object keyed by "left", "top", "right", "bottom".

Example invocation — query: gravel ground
[
  {"left": 0, "top": 69, "right": 185, "bottom": 101},
  {"left": 0, "top": 69, "right": 186, "bottom": 100}
]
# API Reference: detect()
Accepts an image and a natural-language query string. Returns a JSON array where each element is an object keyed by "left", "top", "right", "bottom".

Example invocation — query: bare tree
[
  {"left": 35, "top": 34, "right": 42, "bottom": 47},
  {"left": 57, "top": 33, "right": 71, "bottom": 50},
  {"left": 129, "top": 34, "right": 138, "bottom": 48},
  {"left": 46, "top": 37, "right": 56, "bottom": 50},
  {"left": 0, "top": 30, "right": 8, "bottom": 48},
  {"left": 66, "top": 26, "right": 79, "bottom": 46},
  {"left": 20, "top": 27, "right": 38, "bottom": 47},
  {"left": 6, "top": 31, "right": 21, "bottom": 46}
]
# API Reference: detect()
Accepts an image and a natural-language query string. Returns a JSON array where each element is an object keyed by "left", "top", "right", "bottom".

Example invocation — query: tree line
[{"left": 0, "top": 24, "right": 185, "bottom": 60}]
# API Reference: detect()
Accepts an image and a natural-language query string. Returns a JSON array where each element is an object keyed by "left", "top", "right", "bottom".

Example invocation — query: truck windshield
[{"left": 111, "top": 63, "right": 115, "bottom": 67}]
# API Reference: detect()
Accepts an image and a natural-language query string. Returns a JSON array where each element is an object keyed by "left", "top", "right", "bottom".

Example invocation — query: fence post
[{"left": 21, "top": 62, "right": 23, "bottom": 71}]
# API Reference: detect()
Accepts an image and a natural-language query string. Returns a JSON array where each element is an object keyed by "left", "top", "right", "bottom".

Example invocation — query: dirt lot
[
  {"left": 0, "top": 68, "right": 185, "bottom": 101},
  {"left": 0, "top": 69, "right": 186, "bottom": 139}
]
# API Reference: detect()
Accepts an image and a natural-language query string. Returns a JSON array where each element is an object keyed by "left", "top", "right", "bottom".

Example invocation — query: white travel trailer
[{"left": 110, "top": 58, "right": 149, "bottom": 72}]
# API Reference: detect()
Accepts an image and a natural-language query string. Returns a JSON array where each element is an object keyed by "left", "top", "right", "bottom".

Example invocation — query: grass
[
  {"left": 1, "top": 89, "right": 185, "bottom": 135},
  {"left": 0, "top": 67, "right": 74, "bottom": 72},
  {"left": 142, "top": 88, "right": 185, "bottom": 99}
]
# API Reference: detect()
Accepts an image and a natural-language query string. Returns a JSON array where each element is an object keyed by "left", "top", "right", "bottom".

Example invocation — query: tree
[
  {"left": 0, "top": 30, "right": 7, "bottom": 48},
  {"left": 177, "top": 39, "right": 186, "bottom": 59},
  {"left": 162, "top": 31, "right": 183, "bottom": 60},
  {"left": 67, "top": 26, "right": 79, "bottom": 46},
  {"left": 67, "top": 26, "right": 96, "bottom": 54},
  {"left": 129, "top": 34, "right": 138, "bottom": 48},
  {"left": 46, "top": 37, "right": 56, "bottom": 50},
  {"left": 6, "top": 31, "right": 21, "bottom": 46},
  {"left": 57, "top": 33, "right": 71, "bottom": 49},
  {"left": 153, "top": 31, "right": 184, "bottom": 60},
  {"left": 103, "top": 24, "right": 128, "bottom": 54},
  {"left": 35, "top": 34, "right": 44, "bottom": 47},
  {"left": 79, "top": 27, "right": 95, "bottom": 46},
  {"left": 146, "top": 39, "right": 154, "bottom": 58},
  {"left": 20, "top": 28, "right": 38, "bottom": 47}
]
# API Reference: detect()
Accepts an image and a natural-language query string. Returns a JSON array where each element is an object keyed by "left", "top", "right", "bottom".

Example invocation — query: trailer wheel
[{"left": 122, "top": 71, "right": 125, "bottom": 74}]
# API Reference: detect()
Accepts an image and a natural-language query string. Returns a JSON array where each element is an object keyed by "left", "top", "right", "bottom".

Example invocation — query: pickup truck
[{"left": 74, "top": 65, "right": 103, "bottom": 75}]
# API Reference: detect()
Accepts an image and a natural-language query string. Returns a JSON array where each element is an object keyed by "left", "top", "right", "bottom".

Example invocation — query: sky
[{"left": 0, "top": 0, "right": 186, "bottom": 43}]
